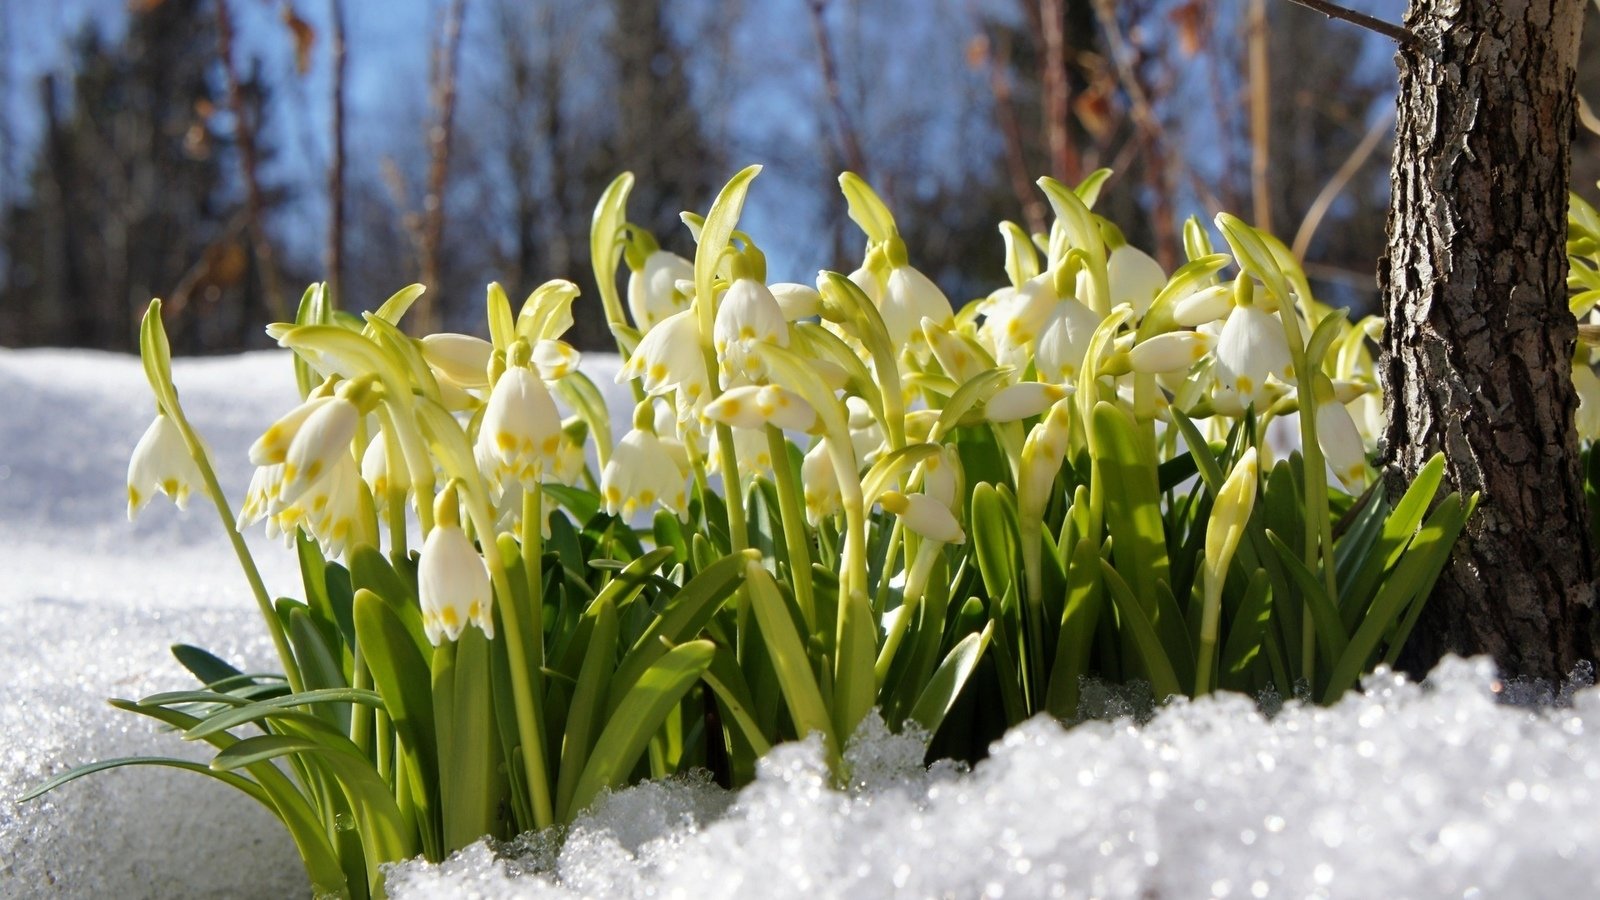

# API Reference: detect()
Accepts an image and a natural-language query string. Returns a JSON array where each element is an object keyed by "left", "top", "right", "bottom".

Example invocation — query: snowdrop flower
[
  {"left": 279, "top": 400, "right": 360, "bottom": 506},
  {"left": 1312, "top": 380, "right": 1368, "bottom": 490},
  {"left": 296, "top": 451, "right": 362, "bottom": 559},
  {"left": 912, "top": 444, "right": 962, "bottom": 509},
  {"left": 1172, "top": 283, "right": 1233, "bottom": 327},
  {"left": 802, "top": 439, "right": 842, "bottom": 525},
  {"left": 709, "top": 426, "right": 774, "bottom": 478},
  {"left": 627, "top": 248, "right": 694, "bottom": 331},
  {"left": 846, "top": 396, "right": 885, "bottom": 465},
  {"left": 703, "top": 384, "right": 818, "bottom": 433},
  {"left": 979, "top": 274, "right": 1060, "bottom": 367},
  {"left": 602, "top": 427, "right": 689, "bottom": 520},
  {"left": 419, "top": 483, "right": 493, "bottom": 645},
  {"left": 924, "top": 318, "right": 990, "bottom": 385},
  {"left": 878, "top": 490, "right": 965, "bottom": 545},
  {"left": 986, "top": 381, "right": 1074, "bottom": 423},
  {"left": 1034, "top": 296, "right": 1105, "bottom": 382},
  {"left": 1107, "top": 244, "right": 1166, "bottom": 318},
  {"left": 1018, "top": 399, "right": 1074, "bottom": 521},
  {"left": 478, "top": 343, "right": 564, "bottom": 489},
  {"left": 421, "top": 333, "right": 493, "bottom": 391},
  {"left": 249, "top": 394, "right": 335, "bottom": 467},
  {"left": 617, "top": 308, "right": 708, "bottom": 406},
  {"left": 770, "top": 282, "right": 823, "bottom": 321},
  {"left": 1213, "top": 279, "right": 1294, "bottom": 408},
  {"left": 127, "top": 413, "right": 201, "bottom": 519},
  {"left": 714, "top": 277, "right": 789, "bottom": 387},
  {"left": 361, "top": 434, "right": 410, "bottom": 512},
  {"left": 880, "top": 264, "right": 953, "bottom": 357},
  {"left": 1128, "top": 330, "right": 1212, "bottom": 374}
]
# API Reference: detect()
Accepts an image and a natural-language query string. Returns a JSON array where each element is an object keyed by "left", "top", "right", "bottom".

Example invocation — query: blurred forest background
[{"left": 2, "top": 0, "right": 1599, "bottom": 353}]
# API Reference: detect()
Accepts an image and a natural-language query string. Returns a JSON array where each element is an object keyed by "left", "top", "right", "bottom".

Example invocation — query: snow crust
[{"left": 5, "top": 348, "right": 1600, "bottom": 899}]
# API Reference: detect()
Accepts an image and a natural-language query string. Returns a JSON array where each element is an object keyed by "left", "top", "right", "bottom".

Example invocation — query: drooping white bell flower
[
  {"left": 1312, "top": 381, "right": 1369, "bottom": 491},
  {"left": 617, "top": 308, "right": 709, "bottom": 406},
  {"left": 1214, "top": 301, "right": 1293, "bottom": 408},
  {"left": 912, "top": 444, "right": 962, "bottom": 509},
  {"left": 627, "top": 248, "right": 694, "bottom": 332},
  {"left": 601, "top": 427, "right": 690, "bottom": 521},
  {"left": 279, "top": 394, "right": 361, "bottom": 506},
  {"left": 296, "top": 451, "right": 362, "bottom": 559},
  {"left": 980, "top": 273, "right": 1060, "bottom": 368},
  {"left": 249, "top": 395, "right": 335, "bottom": 466},
  {"left": 127, "top": 413, "right": 201, "bottom": 519},
  {"left": 1128, "top": 330, "right": 1213, "bottom": 374},
  {"left": 985, "top": 381, "right": 1074, "bottom": 423},
  {"left": 418, "top": 484, "right": 494, "bottom": 645},
  {"left": 477, "top": 349, "right": 564, "bottom": 489},
  {"left": 361, "top": 433, "right": 410, "bottom": 513},
  {"left": 530, "top": 339, "right": 581, "bottom": 381},
  {"left": 878, "top": 490, "right": 965, "bottom": 545},
  {"left": 846, "top": 396, "right": 886, "bottom": 466},
  {"left": 714, "top": 277, "right": 789, "bottom": 387},
  {"left": 703, "top": 384, "right": 818, "bottom": 433},
  {"left": 1107, "top": 244, "right": 1167, "bottom": 319},
  {"left": 237, "top": 463, "right": 285, "bottom": 532},
  {"left": 802, "top": 438, "right": 842, "bottom": 526},
  {"left": 769, "top": 282, "right": 823, "bottom": 321},
  {"left": 1034, "top": 296, "right": 1106, "bottom": 383},
  {"left": 880, "top": 265, "right": 953, "bottom": 358},
  {"left": 421, "top": 333, "right": 493, "bottom": 391}
]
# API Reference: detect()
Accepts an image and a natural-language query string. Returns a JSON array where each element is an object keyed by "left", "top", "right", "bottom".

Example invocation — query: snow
[{"left": 4, "top": 347, "right": 1600, "bottom": 899}]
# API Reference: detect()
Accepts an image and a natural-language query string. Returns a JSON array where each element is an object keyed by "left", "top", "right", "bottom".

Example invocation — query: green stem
[
  {"left": 766, "top": 426, "right": 815, "bottom": 631},
  {"left": 715, "top": 422, "right": 748, "bottom": 552},
  {"left": 168, "top": 401, "right": 304, "bottom": 695},
  {"left": 1195, "top": 579, "right": 1222, "bottom": 695},
  {"left": 874, "top": 538, "right": 939, "bottom": 686}
]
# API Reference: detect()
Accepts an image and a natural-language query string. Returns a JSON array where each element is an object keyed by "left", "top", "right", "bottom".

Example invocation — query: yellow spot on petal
[
  {"left": 304, "top": 460, "right": 323, "bottom": 482},
  {"left": 649, "top": 363, "right": 668, "bottom": 382},
  {"left": 739, "top": 326, "right": 756, "bottom": 340},
  {"left": 468, "top": 601, "right": 480, "bottom": 620},
  {"left": 1236, "top": 375, "right": 1254, "bottom": 395},
  {"left": 441, "top": 607, "right": 460, "bottom": 628},
  {"left": 639, "top": 489, "right": 656, "bottom": 505},
  {"left": 542, "top": 435, "right": 560, "bottom": 455},
  {"left": 604, "top": 486, "right": 622, "bottom": 503}
]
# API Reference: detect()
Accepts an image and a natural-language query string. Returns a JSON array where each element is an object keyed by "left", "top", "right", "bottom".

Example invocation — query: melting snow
[{"left": 3, "top": 347, "right": 1598, "bottom": 899}]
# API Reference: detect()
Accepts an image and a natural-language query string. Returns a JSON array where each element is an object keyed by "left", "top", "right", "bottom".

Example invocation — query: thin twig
[
  {"left": 325, "top": 0, "right": 348, "bottom": 308},
  {"left": 216, "top": 0, "right": 286, "bottom": 323},
  {"left": 418, "top": 0, "right": 467, "bottom": 334},
  {"left": 1285, "top": 0, "right": 1417, "bottom": 47},
  {"left": 1291, "top": 108, "right": 1394, "bottom": 261},
  {"left": 983, "top": 31, "right": 1047, "bottom": 236},
  {"left": 1247, "top": 0, "right": 1272, "bottom": 232},
  {"left": 806, "top": 0, "right": 867, "bottom": 176},
  {"left": 1038, "top": 0, "right": 1080, "bottom": 184}
]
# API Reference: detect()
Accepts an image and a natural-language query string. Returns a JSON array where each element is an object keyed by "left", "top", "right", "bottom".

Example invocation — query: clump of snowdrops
[{"left": 31, "top": 167, "right": 1471, "bottom": 898}]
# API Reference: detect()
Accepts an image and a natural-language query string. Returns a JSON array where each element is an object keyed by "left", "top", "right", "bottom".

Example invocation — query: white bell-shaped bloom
[
  {"left": 127, "top": 414, "right": 201, "bottom": 519},
  {"left": 846, "top": 396, "right": 885, "bottom": 465},
  {"left": 1315, "top": 394, "right": 1369, "bottom": 490},
  {"left": 714, "top": 277, "right": 789, "bottom": 387},
  {"left": 802, "top": 438, "right": 842, "bottom": 525},
  {"left": 1214, "top": 302, "right": 1293, "bottom": 407},
  {"left": 1172, "top": 283, "right": 1233, "bottom": 327},
  {"left": 1129, "top": 330, "right": 1212, "bottom": 374},
  {"left": 421, "top": 333, "right": 493, "bottom": 390},
  {"left": 980, "top": 274, "right": 1059, "bottom": 368},
  {"left": 296, "top": 451, "right": 362, "bottom": 558},
  {"left": 880, "top": 266, "right": 953, "bottom": 357},
  {"left": 249, "top": 395, "right": 335, "bottom": 466},
  {"left": 912, "top": 444, "right": 962, "bottom": 509},
  {"left": 847, "top": 264, "right": 883, "bottom": 306},
  {"left": 770, "top": 282, "right": 823, "bottom": 321},
  {"left": 418, "top": 487, "right": 494, "bottom": 645},
  {"left": 531, "top": 339, "right": 581, "bottom": 381},
  {"left": 279, "top": 395, "right": 361, "bottom": 506},
  {"left": 985, "top": 381, "right": 1074, "bottom": 423},
  {"left": 602, "top": 427, "right": 689, "bottom": 520},
  {"left": 879, "top": 490, "right": 965, "bottom": 545},
  {"left": 361, "top": 434, "right": 410, "bottom": 512},
  {"left": 924, "top": 318, "right": 989, "bottom": 385},
  {"left": 617, "top": 308, "right": 709, "bottom": 406},
  {"left": 237, "top": 462, "right": 284, "bottom": 532},
  {"left": 1034, "top": 296, "right": 1105, "bottom": 383},
  {"left": 709, "top": 425, "right": 774, "bottom": 478},
  {"left": 703, "top": 384, "right": 817, "bottom": 433},
  {"left": 627, "top": 249, "right": 694, "bottom": 332},
  {"left": 477, "top": 362, "right": 564, "bottom": 488},
  {"left": 1107, "top": 245, "right": 1166, "bottom": 318},
  {"left": 1018, "top": 399, "right": 1074, "bottom": 518}
]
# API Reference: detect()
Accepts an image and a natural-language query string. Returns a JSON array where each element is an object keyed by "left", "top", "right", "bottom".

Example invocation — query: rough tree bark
[{"left": 1382, "top": 0, "right": 1598, "bottom": 678}]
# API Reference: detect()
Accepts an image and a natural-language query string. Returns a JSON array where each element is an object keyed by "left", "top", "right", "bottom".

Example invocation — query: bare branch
[
  {"left": 806, "top": 0, "right": 867, "bottom": 176},
  {"left": 1291, "top": 109, "right": 1394, "bottom": 261},
  {"left": 216, "top": 0, "right": 286, "bottom": 322},
  {"left": 1038, "top": 0, "right": 1080, "bottom": 183},
  {"left": 325, "top": 0, "right": 348, "bottom": 308},
  {"left": 417, "top": 0, "right": 468, "bottom": 334},
  {"left": 1285, "top": 0, "right": 1417, "bottom": 47}
]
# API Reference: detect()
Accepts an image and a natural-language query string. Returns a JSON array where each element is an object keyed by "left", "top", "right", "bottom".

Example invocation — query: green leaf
[
  {"left": 745, "top": 564, "right": 837, "bottom": 756},
  {"left": 908, "top": 624, "right": 993, "bottom": 737},
  {"left": 590, "top": 173, "right": 635, "bottom": 329},
  {"left": 171, "top": 644, "right": 245, "bottom": 688},
  {"left": 1325, "top": 494, "right": 1473, "bottom": 700},
  {"left": 1045, "top": 538, "right": 1104, "bottom": 719},
  {"left": 1092, "top": 401, "right": 1170, "bottom": 608},
  {"left": 566, "top": 640, "right": 716, "bottom": 817},
  {"left": 1218, "top": 568, "right": 1274, "bottom": 689},
  {"left": 971, "top": 482, "right": 1019, "bottom": 606},
  {"left": 370, "top": 284, "right": 427, "bottom": 328},
  {"left": 181, "top": 688, "right": 383, "bottom": 741},
  {"left": 1264, "top": 530, "right": 1350, "bottom": 667},
  {"left": 1000, "top": 221, "right": 1040, "bottom": 287},
  {"left": 288, "top": 609, "right": 349, "bottom": 730},
  {"left": 1097, "top": 560, "right": 1182, "bottom": 701},
  {"left": 701, "top": 641, "right": 774, "bottom": 759},
  {"left": 933, "top": 368, "right": 1012, "bottom": 441},
  {"left": 555, "top": 596, "right": 620, "bottom": 821},
  {"left": 838, "top": 172, "right": 899, "bottom": 243},
  {"left": 1215, "top": 213, "right": 1291, "bottom": 305},
  {"left": 353, "top": 588, "right": 438, "bottom": 809},
  {"left": 1339, "top": 453, "right": 1445, "bottom": 631},
  {"left": 20, "top": 755, "right": 269, "bottom": 805},
  {"left": 440, "top": 628, "right": 503, "bottom": 852},
  {"left": 695, "top": 166, "right": 763, "bottom": 316},
  {"left": 605, "top": 549, "right": 755, "bottom": 714}
]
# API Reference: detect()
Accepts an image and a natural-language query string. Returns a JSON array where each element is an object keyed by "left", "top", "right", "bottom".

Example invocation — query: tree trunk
[{"left": 1381, "top": 0, "right": 1597, "bottom": 679}]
